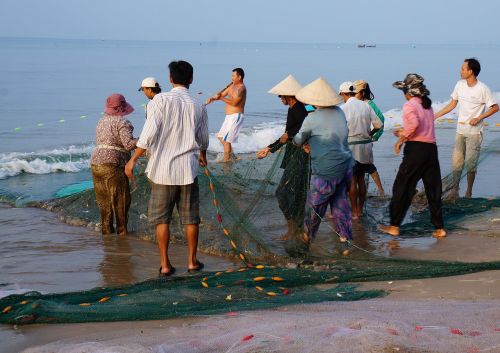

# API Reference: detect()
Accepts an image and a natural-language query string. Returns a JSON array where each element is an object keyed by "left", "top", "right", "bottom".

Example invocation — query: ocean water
[
  {"left": 2, "top": 38, "right": 500, "bottom": 201},
  {"left": 1, "top": 39, "right": 500, "bottom": 259}
]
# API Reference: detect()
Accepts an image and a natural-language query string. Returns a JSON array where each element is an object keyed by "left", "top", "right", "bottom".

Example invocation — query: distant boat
[
  {"left": 357, "top": 44, "right": 376, "bottom": 48},
  {"left": 357, "top": 44, "right": 366, "bottom": 48}
]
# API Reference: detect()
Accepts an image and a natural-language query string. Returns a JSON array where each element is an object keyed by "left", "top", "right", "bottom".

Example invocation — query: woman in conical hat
[
  {"left": 256, "top": 75, "right": 310, "bottom": 240},
  {"left": 293, "top": 77, "right": 354, "bottom": 246}
]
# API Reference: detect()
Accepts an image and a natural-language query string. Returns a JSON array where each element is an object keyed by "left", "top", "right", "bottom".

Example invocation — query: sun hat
[
  {"left": 393, "top": 73, "right": 430, "bottom": 97},
  {"left": 353, "top": 80, "right": 368, "bottom": 93},
  {"left": 295, "top": 77, "right": 343, "bottom": 107},
  {"left": 338, "top": 81, "right": 355, "bottom": 94},
  {"left": 104, "top": 94, "right": 134, "bottom": 116},
  {"left": 268, "top": 75, "right": 303, "bottom": 96},
  {"left": 138, "top": 77, "right": 159, "bottom": 91}
]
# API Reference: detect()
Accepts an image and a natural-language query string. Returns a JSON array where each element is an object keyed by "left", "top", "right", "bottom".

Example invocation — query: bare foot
[
  {"left": 432, "top": 228, "right": 447, "bottom": 238},
  {"left": 379, "top": 224, "right": 400, "bottom": 236}
]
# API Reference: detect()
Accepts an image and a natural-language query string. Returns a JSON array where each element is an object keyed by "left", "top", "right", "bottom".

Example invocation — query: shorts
[
  {"left": 353, "top": 161, "right": 377, "bottom": 176},
  {"left": 148, "top": 178, "right": 200, "bottom": 225},
  {"left": 217, "top": 113, "right": 244, "bottom": 143},
  {"left": 452, "top": 132, "right": 482, "bottom": 173}
]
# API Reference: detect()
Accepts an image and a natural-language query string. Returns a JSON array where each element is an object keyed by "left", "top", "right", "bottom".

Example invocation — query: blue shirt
[{"left": 293, "top": 106, "right": 353, "bottom": 179}]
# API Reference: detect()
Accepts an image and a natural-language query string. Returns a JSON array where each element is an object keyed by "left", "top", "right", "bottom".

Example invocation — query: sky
[{"left": 0, "top": 0, "right": 498, "bottom": 44}]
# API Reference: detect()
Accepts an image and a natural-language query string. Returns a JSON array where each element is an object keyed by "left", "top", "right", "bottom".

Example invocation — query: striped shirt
[{"left": 137, "top": 86, "right": 209, "bottom": 185}]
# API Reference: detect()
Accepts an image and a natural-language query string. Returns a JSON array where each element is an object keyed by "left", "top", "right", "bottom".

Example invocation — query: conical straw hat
[
  {"left": 268, "top": 74, "right": 303, "bottom": 96},
  {"left": 296, "top": 77, "right": 343, "bottom": 107}
]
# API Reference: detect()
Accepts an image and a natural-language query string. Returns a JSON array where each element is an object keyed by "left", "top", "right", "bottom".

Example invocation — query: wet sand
[{"left": 1, "top": 205, "right": 499, "bottom": 353}]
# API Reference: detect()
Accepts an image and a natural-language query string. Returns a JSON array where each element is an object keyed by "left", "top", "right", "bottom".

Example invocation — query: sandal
[
  {"left": 159, "top": 266, "right": 176, "bottom": 277},
  {"left": 188, "top": 261, "right": 205, "bottom": 273}
]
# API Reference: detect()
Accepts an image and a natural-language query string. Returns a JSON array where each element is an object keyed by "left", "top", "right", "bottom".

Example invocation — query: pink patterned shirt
[{"left": 90, "top": 114, "right": 137, "bottom": 167}]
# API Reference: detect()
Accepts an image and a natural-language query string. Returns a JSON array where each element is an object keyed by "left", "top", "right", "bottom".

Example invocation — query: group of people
[{"left": 89, "top": 57, "right": 498, "bottom": 275}]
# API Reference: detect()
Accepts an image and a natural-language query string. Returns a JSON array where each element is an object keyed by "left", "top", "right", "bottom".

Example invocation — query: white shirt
[
  {"left": 137, "top": 87, "right": 209, "bottom": 185},
  {"left": 451, "top": 80, "right": 496, "bottom": 135},
  {"left": 341, "top": 97, "right": 382, "bottom": 164}
]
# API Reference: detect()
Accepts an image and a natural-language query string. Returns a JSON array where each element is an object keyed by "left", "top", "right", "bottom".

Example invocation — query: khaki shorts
[
  {"left": 452, "top": 133, "right": 483, "bottom": 173},
  {"left": 148, "top": 178, "right": 200, "bottom": 225}
]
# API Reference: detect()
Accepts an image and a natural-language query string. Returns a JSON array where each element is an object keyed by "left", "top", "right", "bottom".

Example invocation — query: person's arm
[
  {"left": 434, "top": 99, "right": 458, "bottom": 119},
  {"left": 206, "top": 85, "right": 232, "bottom": 105},
  {"left": 469, "top": 103, "right": 499, "bottom": 126},
  {"left": 394, "top": 135, "right": 406, "bottom": 155},
  {"left": 219, "top": 85, "right": 246, "bottom": 107},
  {"left": 368, "top": 106, "right": 383, "bottom": 136},
  {"left": 256, "top": 139, "right": 283, "bottom": 159},
  {"left": 393, "top": 103, "right": 416, "bottom": 154},
  {"left": 118, "top": 119, "right": 138, "bottom": 151},
  {"left": 195, "top": 105, "right": 209, "bottom": 166},
  {"left": 125, "top": 148, "right": 146, "bottom": 178},
  {"left": 293, "top": 118, "right": 312, "bottom": 147}
]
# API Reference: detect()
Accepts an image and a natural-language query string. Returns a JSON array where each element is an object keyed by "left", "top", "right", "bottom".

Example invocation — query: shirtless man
[{"left": 206, "top": 68, "right": 247, "bottom": 162}]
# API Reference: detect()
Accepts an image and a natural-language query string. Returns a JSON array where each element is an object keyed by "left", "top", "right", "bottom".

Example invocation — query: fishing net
[{"left": 3, "top": 141, "right": 500, "bottom": 325}]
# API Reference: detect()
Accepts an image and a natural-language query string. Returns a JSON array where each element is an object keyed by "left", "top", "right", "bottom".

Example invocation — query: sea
[{"left": 1, "top": 38, "right": 500, "bottom": 351}]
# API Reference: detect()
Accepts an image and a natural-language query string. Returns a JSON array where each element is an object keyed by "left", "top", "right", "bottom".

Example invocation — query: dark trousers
[
  {"left": 91, "top": 164, "right": 131, "bottom": 235},
  {"left": 390, "top": 141, "right": 444, "bottom": 229},
  {"left": 275, "top": 144, "right": 309, "bottom": 227}
]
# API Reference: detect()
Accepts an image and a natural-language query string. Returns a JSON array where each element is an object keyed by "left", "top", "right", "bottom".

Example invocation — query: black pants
[
  {"left": 390, "top": 141, "right": 444, "bottom": 229},
  {"left": 275, "top": 144, "right": 309, "bottom": 227}
]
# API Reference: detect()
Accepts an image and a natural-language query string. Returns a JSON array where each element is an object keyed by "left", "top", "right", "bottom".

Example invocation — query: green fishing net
[{"left": 3, "top": 143, "right": 500, "bottom": 325}]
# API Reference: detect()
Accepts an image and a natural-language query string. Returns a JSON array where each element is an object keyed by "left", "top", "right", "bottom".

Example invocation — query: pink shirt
[{"left": 402, "top": 97, "right": 436, "bottom": 143}]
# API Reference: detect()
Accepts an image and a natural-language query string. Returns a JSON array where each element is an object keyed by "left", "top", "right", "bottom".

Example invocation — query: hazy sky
[{"left": 0, "top": 0, "right": 498, "bottom": 44}]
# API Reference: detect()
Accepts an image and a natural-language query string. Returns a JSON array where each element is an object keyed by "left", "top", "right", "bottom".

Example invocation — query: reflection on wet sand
[{"left": 99, "top": 235, "right": 134, "bottom": 287}]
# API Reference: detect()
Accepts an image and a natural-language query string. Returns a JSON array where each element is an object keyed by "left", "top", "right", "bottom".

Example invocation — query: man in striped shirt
[{"left": 125, "top": 60, "right": 209, "bottom": 276}]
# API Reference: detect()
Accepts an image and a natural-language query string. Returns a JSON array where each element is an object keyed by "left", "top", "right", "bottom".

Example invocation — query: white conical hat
[
  {"left": 296, "top": 77, "right": 343, "bottom": 107},
  {"left": 268, "top": 75, "right": 303, "bottom": 96}
]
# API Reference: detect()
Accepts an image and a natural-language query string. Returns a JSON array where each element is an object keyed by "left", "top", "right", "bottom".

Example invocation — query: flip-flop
[
  {"left": 188, "top": 261, "right": 205, "bottom": 273},
  {"left": 159, "top": 266, "right": 176, "bottom": 277}
]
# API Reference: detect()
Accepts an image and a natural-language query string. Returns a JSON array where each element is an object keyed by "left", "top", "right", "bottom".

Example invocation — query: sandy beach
[{"left": 1, "top": 205, "right": 499, "bottom": 353}]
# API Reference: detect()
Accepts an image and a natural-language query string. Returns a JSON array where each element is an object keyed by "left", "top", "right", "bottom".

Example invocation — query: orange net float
[
  {"left": 213, "top": 199, "right": 219, "bottom": 207},
  {"left": 230, "top": 240, "right": 237, "bottom": 249},
  {"left": 223, "top": 228, "right": 230, "bottom": 236},
  {"left": 209, "top": 182, "right": 215, "bottom": 192},
  {"left": 239, "top": 253, "right": 246, "bottom": 261},
  {"left": 204, "top": 168, "right": 210, "bottom": 177}
]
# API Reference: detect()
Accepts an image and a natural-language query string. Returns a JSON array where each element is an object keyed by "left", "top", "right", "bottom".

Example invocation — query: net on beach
[
  {"left": 2, "top": 259, "right": 500, "bottom": 325},
  {"left": 3, "top": 141, "right": 500, "bottom": 325}
]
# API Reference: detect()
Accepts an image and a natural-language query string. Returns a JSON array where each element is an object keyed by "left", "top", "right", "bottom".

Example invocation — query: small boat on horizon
[{"left": 358, "top": 44, "right": 376, "bottom": 48}]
